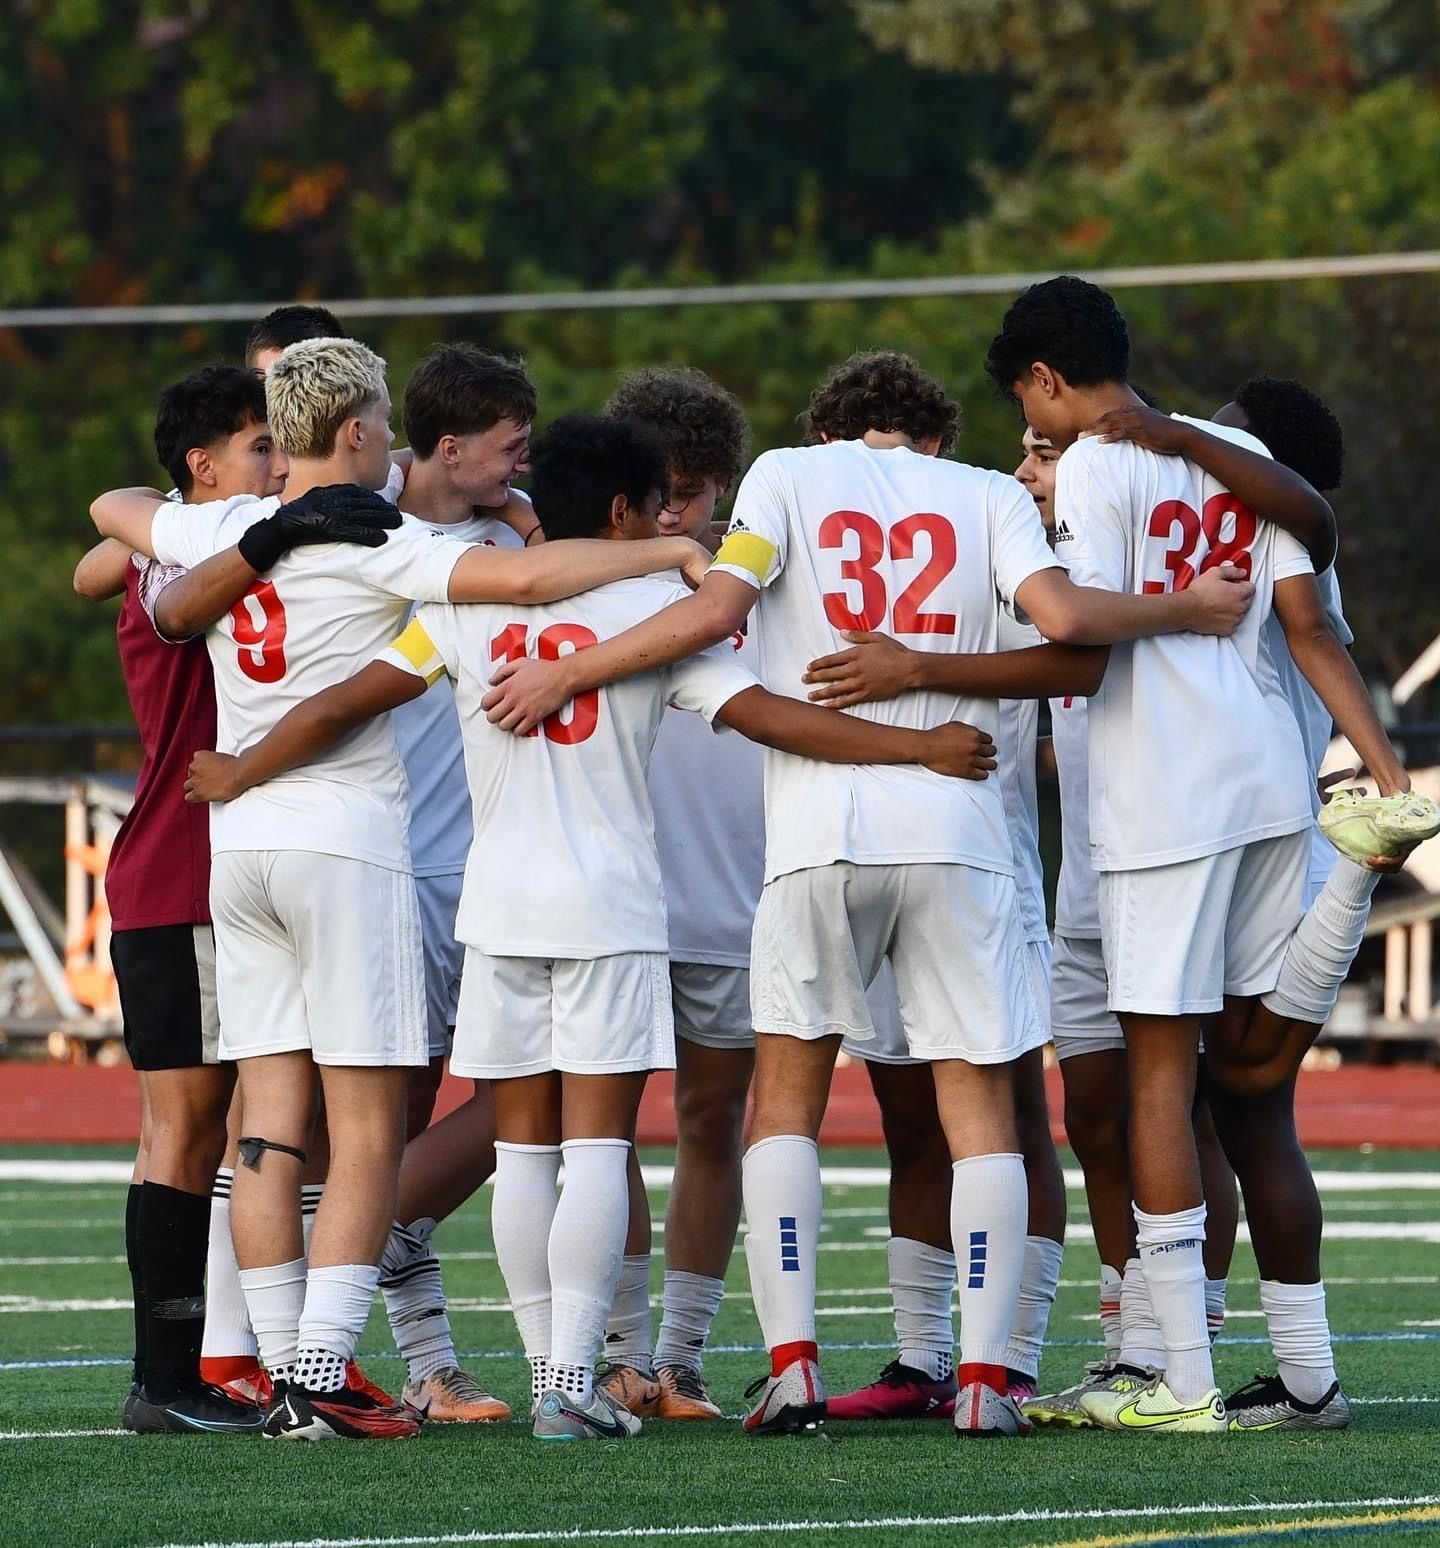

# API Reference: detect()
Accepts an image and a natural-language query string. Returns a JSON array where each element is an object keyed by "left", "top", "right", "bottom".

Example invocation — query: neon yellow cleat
[
  {"left": 1318, "top": 791, "right": 1440, "bottom": 866},
  {"left": 1079, "top": 1372, "right": 1226, "bottom": 1433}
]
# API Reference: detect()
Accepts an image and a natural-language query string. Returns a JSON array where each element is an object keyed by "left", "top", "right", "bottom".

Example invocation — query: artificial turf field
[{"left": 2, "top": 1145, "right": 1438, "bottom": 1548}]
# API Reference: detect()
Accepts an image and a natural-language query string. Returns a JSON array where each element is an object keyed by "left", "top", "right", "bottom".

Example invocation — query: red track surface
[{"left": 2, "top": 1060, "right": 1437, "bottom": 1148}]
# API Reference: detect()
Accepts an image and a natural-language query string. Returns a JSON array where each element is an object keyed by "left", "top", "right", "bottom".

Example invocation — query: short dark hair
[
  {"left": 245, "top": 304, "right": 347, "bottom": 365},
  {"left": 985, "top": 276, "right": 1130, "bottom": 400},
  {"left": 402, "top": 343, "right": 538, "bottom": 459},
  {"left": 1232, "top": 376, "right": 1345, "bottom": 493},
  {"left": 528, "top": 414, "right": 668, "bottom": 542},
  {"left": 605, "top": 366, "right": 750, "bottom": 490},
  {"left": 805, "top": 350, "right": 960, "bottom": 455},
  {"left": 153, "top": 364, "right": 269, "bottom": 494}
]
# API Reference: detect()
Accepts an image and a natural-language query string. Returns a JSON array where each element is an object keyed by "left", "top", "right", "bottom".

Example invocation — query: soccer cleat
[
  {"left": 200, "top": 1358, "right": 272, "bottom": 1409},
  {"left": 654, "top": 1362, "right": 723, "bottom": 1421},
  {"left": 826, "top": 1359, "right": 957, "bottom": 1421},
  {"left": 532, "top": 1386, "right": 642, "bottom": 1441},
  {"left": 127, "top": 1384, "right": 267, "bottom": 1435},
  {"left": 262, "top": 1380, "right": 422, "bottom": 1441},
  {"left": 1319, "top": 790, "right": 1440, "bottom": 865},
  {"left": 953, "top": 1380, "right": 1033, "bottom": 1437},
  {"left": 1006, "top": 1370, "right": 1038, "bottom": 1404},
  {"left": 121, "top": 1382, "right": 141, "bottom": 1432},
  {"left": 403, "top": 1366, "right": 511, "bottom": 1423},
  {"left": 1080, "top": 1371, "right": 1226, "bottom": 1432},
  {"left": 1224, "top": 1373, "right": 1351, "bottom": 1432},
  {"left": 595, "top": 1360, "right": 662, "bottom": 1417},
  {"left": 344, "top": 1361, "right": 396, "bottom": 1406},
  {"left": 742, "top": 1358, "right": 826, "bottom": 1436},
  {"left": 1023, "top": 1361, "right": 1134, "bottom": 1429}
]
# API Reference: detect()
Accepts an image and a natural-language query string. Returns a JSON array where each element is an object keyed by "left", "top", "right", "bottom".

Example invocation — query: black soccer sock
[
  {"left": 137, "top": 1181, "right": 211, "bottom": 1402},
  {"left": 125, "top": 1183, "right": 147, "bottom": 1386}
]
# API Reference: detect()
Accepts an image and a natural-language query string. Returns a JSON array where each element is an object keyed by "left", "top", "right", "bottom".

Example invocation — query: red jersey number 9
[
  {"left": 490, "top": 622, "right": 600, "bottom": 745},
  {"left": 818, "top": 510, "right": 958, "bottom": 635},
  {"left": 231, "top": 582, "right": 287, "bottom": 683}
]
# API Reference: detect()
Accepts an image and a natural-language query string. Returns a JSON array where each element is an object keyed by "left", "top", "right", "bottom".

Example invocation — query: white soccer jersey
[
  {"left": 648, "top": 627, "right": 765, "bottom": 967},
  {"left": 379, "top": 577, "right": 757, "bottom": 959},
  {"left": 1267, "top": 564, "right": 1352, "bottom": 802},
  {"left": 150, "top": 496, "right": 470, "bottom": 871},
  {"left": 1049, "top": 693, "right": 1100, "bottom": 938},
  {"left": 1055, "top": 418, "right": 1315, "bottom": 871},
  {"left": 996, "top": 612, "right": 1048, "bottom": 945},
  {"left": 711, "top": 440, "right": 1059, "bottom": 884},
  {"left": 392, "top": 510, "right": 525, "bottom": 877}
]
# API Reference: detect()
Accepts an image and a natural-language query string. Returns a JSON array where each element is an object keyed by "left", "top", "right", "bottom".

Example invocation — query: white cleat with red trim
[
  {"left": 742, "top": 1357, "right": 827, "bottom": 1436},
  {"left": 954, "top": 1379, "right": 1033, "bottom": 1438}
]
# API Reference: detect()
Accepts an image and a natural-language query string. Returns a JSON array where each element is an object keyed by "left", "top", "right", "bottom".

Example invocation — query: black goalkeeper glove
[{"left": 237, "top": 484, "right": 403, "bottom": 572}]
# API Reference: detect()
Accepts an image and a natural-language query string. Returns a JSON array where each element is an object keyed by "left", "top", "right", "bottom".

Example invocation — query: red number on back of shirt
[
  {"left": 231, "top": 581, "right": 287, "bottom": 683},
  {"left": 490, "top": 622, "right": 600, "bottom": 745},
  {"left": 1141, "top": 492, "right": 1256, "bottom": 594},
  {"left": 818, "top": 510, "right": 958, "bottom": 634}
]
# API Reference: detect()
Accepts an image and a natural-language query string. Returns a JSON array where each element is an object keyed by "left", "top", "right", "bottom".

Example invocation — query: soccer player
[
  {"left": 181, "top": 412, "right": 1001, "bottom": 1440},
  {"left": 89, "top": 340, "right": 720, "bottom": 1440},
  {"left": 245, "top": 305, "right": 348, "bottom": 372},
  {"left": 984, "top": 276, "right": 1417, "bottom": 1432},
  {"left": 377, "top": 342, "right": 540, "bottom": 1423},
  {"left": 73, "top": 365, "right": 287, "bottom": 1434},
  {"left": 593, "top": 367, "right": 755, "bottom": 1421}
]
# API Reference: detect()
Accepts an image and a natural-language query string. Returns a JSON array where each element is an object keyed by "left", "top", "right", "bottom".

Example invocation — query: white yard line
[{"left": 129, "top": 1495, "right": 1440, "bottom": 1548}]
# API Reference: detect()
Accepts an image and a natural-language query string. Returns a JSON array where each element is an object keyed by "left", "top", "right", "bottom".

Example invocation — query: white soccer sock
[
  {"left": 300, "top": 1183, "right": 323, "bottom": 1257},
  {"left": 1262, "top": 859, "right": 1378, "bottom": 1024},
  {"left": 296, "top": 1262, "right": 381, "bottom": 1391},
  {"left": 491, "top": 1142, "right": 562, "bottom": 1399},
  {"left": 604, "top": 1254, "right": 655, "bottom": 1373},
  {"left": 654, "top": 1271, "right": 726, "bottom": 1373},
  {"left": 887, "top": 1237, "right": 955, "bottom": 1382},
  {"left": 1119, "top": 1256, "right": 1167, "bottom": 1372},
  {"left": 951, "top": 1153, "right": 1027, "bottom": 1378},
  {"left": 1205, "top": 1276, "right": 1228, "bottom": 1343},
  {"left": 742, "top": 1135, "right": 822, "bottom": 1351},
  {"left": 548, "top": 1138, "right": 631, "bottom": 1406},
  {"left": 1099, "top": 1263, "right": 1124, "bottom": 1361},
  {"left": 238, "top": 1256, "right": 306, "bottom": 1383},
  {"left": 201, "top": 1168, "right": 257, "bottom": 1362},
  {"left": 380, "top": 1216, "right": 455, "bottom": 1385},
  {"left": 1134, "top": 1204, "right": 1213, "bottom": 1402},
  {"left": 1261, "top": 1279, "right": 1338, "bottom": 1404},
  {"left": 1005, "top": 1234, "right": 1065, "bottom": 1382}
]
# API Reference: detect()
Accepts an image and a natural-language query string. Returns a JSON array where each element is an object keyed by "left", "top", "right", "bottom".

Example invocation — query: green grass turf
[{"left": 1, "top": 1145, "right": 1438, "bottom": 1548}]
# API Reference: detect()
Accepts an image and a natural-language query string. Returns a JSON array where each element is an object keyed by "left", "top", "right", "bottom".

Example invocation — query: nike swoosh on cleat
[
  {"left": 559, "top": 1405, "right": 627, "bottom": 1438},
  {"left": 1117, "top": 1403, "right": 1216, "bottom": 1428},
  {"left": 175, "top": 1415, "right": 258, "bottom": 1433}
]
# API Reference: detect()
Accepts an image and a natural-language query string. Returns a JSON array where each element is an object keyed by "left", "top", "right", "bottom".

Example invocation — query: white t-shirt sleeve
[
  {"left": 991, "top": 478, "right": 1062, "bottom": 606},
  {"left": 383, "top": 462, "right": 406, "bottom": 503},
  {"left": 710, "top": 452, "right": 789, "bottom": 591},
  {"left": 1055, "top": 446, "right": 1130, "bottom": 592},
  {"left": 149, "top": 496, "right": 255, "bottom": 570},
  {"left": 665, "top": 643, "right": 760, "bottom": 724},
  {"left": 359, "top": 522, "right": 472, "bottom": 604},
  {"left": 376, "top": 604, "right": 456, "bottom": 686},
  {"left": 1272, "top": 526, "right": 1317, "bottom": 583}
]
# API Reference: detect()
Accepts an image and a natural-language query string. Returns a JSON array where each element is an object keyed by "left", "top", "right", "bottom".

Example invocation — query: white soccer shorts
[
  {"left": 211, "top": 850, "right": 427, "bottom": 1067},
  {"left": 1050, "top": 932, "right": 1124, "bottom": 1062},
  {"left": 415, "top": 870, "right": 465, "bottom": 1059},
  {"left": 670, "top": 961, "right": 755, "bottom": 1050},
  {"left": 451, "top": 950, "right": 676, "bottom": 1079},
  {"left": 1100, "top": 829, "right": 1311, "bottom": 1017},
  {"left": 751, "top": 861, "right": 1047, "bottom": 1065}
]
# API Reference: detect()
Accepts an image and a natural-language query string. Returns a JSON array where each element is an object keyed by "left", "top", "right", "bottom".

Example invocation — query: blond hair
[{"left": 265, "top": 337, "right": 387, "bottom": 459}]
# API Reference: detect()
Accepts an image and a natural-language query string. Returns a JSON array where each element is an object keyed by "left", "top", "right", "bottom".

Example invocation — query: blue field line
[{"left": 6, "top": 1328, "right": 1440, "bottom": 1373}]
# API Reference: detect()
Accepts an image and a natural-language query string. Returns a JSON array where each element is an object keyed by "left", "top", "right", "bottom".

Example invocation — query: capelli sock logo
[{"left": 1146, "top": 1238, "right": 1202, "bottom": 1255}]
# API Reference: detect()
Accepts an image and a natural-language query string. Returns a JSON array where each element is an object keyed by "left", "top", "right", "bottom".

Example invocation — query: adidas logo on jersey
[{"left": 1053, "top": 517, "right": 1075, "bottom": 543}]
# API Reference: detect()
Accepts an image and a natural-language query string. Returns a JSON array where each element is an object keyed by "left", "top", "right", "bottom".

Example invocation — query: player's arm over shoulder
[{"left": 73, "top": 539, "right": 134, "bottom": 601}]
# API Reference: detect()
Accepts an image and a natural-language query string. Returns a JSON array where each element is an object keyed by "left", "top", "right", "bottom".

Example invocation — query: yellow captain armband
[
  {"left": 713, "top": 531, "right": 778, "bottom": 585},
  {"left": 388, "top": 618, "right": 448, "bottom": 685}
]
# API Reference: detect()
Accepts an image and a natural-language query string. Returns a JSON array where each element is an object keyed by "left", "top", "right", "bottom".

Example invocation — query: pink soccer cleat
[{"left": 827, "top": 1359, "right": 957, "bottom": 1421}]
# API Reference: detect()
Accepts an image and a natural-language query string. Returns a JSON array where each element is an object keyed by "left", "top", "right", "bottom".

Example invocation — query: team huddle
[{"left": 81, "top": 279, "right": 1440, "bottom": 1445}]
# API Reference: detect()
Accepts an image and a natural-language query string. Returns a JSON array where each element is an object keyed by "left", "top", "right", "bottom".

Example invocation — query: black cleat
[
  {"left": 128, "top": 1384, "right": 266, "bottom": 1434},
  {"left": 121, "top": 1381, "right": 141, "bottom": 1431},
  {"left": 261, "top": 1380, "right": 422, "bottom": 1441}
]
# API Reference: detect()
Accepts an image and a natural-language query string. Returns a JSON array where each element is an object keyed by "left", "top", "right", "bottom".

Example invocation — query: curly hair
[
  {"left": 605, "top": 366, "right": 750, "bottom": 490},
  {"left": 528, "top": 413, "right": 668, "bottom": 541},
  {"left": 804, "top": 351, "right": 960, "bottom": 455},
  {"left": 985, "top": 276, "right": 1130, "bottom": 400},
  {"left": 1232, "top": 376, "right": 1344, "bottom": 493}
]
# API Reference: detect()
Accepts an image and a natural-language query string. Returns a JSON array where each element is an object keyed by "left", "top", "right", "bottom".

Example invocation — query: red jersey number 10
[
  {"left": 491, "top": 622, "right": 600, "bottom": 745},
  {"left": 1142, "top": 493, "right": 1256, "bottom": 594},
  {"left": 818, "top": 510, "right": 958, "bottom": 635},
  {"left": 231, "top": 582, "right": 288, "bottom": 683}
]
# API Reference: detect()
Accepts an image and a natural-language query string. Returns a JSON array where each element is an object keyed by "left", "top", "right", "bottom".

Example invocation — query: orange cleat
[
  {"left": 596, "top": 1361, "right": 661, "bottom": 1417},
  {"left": 345, "top": 1361, "right": 396, "bottom": 1406},
  {"left": 654, "top": 1363, "right": 723, "bottom": 1420},
  {"left": 199, "top": 1356, "right": 272, "bottom": 1409},
  {"left": 403, "top": 1366, "right": 511, "bottom": 1423}
]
